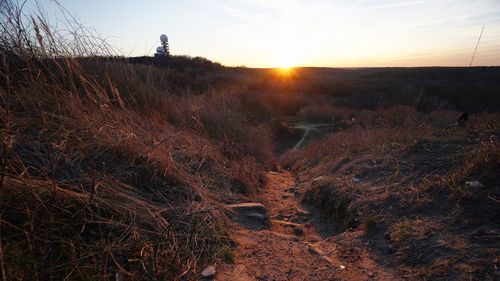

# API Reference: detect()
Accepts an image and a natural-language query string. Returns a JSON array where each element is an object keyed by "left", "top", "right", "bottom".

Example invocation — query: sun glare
[
  {"left": 273, "top": 53, "right": 299, "bottom": 77},
  {"left": 276, "top": 58, "right": 297, "bottom": 69},
  {"left": 277, "top": 60, "right": 295, "bottom": 69},
  {"left": 273, "top": 47, "right": 300, "bottom": 69},
  {"left": 276, "top": 66, "right": 294, "bottom": 77}
]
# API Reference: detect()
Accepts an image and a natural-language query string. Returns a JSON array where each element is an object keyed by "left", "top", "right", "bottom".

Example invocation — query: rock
[
  {"left": 352, "top": 177, "right": 360, "bottom": 183},
  {"left": 226, "top": 203, "right": 270, "bottom": 230},
  {"left": 293, "top": 226, "right": 304, "bottom": 236},
  {"left": 466, "top": 180, "right": 484, "bottom": 188},
  {"left": 201, "top": 266, "right": 216, "bottom": 279},
  {"left": 227, "top": 203, "right": 267, "bottom": 213},
  {"left": 367, "top": 271, "right": 374, "bottom": 277},
  {"left": 339, "top": 265, "right": 346, "bottom": 270}
]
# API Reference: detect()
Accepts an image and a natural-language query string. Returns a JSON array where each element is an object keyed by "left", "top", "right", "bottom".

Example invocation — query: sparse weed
[
  {"left": 218, "top": 247, "right": 235, "bottom": 264},
  {"left": 363, "top": 216, "right": 378, "bottom": 235},
  {"left": 389, "top": 219, "right": 416, "bottom": 243}
]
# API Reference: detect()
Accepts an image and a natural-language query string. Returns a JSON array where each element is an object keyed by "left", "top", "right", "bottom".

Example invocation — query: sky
[{"left": 28, "top": 0, "right": 500, "bottom": 67}]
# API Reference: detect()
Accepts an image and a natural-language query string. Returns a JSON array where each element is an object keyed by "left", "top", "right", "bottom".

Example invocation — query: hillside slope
[
  {"left": 283, "top": 111, "right": 500, "bottom": 280},
  {"left": 0, "top": 2, "right": 272, "bottom": 279}
]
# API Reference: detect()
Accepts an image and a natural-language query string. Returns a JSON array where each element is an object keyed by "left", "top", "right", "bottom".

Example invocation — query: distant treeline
[
  {"left": 128, "top": 55, "right": 224, "bottom": 71},
  {"left": 110, "top": 55, "right": 500, "bottom": 113}
]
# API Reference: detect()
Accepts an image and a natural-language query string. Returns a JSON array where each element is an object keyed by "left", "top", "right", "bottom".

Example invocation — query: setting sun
[
  {"left": 274, "top": 65, "right": 296, "bottom": 78},
  {"left": 273, "top": 46, "right": 301, "bottom": 69},
  {"left": 276, "top": 58, "right": 296, "bottom": 69}
]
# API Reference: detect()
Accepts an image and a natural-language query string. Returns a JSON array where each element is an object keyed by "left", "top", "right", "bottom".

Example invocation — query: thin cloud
[{"left": 358, "top": 0, "right": 439, "bottom": 11}]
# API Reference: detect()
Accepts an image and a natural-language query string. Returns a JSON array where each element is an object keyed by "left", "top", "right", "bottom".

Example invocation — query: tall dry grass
[{"left": 0, "top": 1, "right": 272, "bottom": 280}]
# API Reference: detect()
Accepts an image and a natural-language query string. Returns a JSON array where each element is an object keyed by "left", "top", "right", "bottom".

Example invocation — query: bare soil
[{"left": 218, "top": 171, "right": 398, "bottom": 281}]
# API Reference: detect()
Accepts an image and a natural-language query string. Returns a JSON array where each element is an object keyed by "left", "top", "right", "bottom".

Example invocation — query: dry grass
[
  {"left": 1, "top": 1, "right": 499, "bottom": 280},
  {"left": 0, "top": 1, "right": 272, "bottom": 280},
  {"left": 283, "top": 106, "right": 500, "bottom": 279}
]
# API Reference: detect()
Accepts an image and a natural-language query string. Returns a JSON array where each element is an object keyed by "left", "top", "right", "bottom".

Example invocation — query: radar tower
[{"left": 154, "top": 34, "right": 170, "bottom": 58}]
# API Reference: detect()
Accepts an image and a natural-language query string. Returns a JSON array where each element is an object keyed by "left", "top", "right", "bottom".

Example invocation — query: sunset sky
[{"left": 31, "top": 0, "right": 500, "bottom": 67}]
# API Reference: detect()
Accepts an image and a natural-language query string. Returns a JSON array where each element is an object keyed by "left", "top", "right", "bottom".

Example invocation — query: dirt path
[
  {"left": 217, "top": 171, "right": 398, "bottom": 281},
  {"left": 291, "top": 123, "right": 332, "bottom": 150}
]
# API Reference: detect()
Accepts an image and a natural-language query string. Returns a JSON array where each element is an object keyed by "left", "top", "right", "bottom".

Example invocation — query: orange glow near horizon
[
  {"left": 278, "top": 66, "right": 293, "bottom": 73},
  {"left": 274, "top": 66, "right": 296, "bottom": 79}
]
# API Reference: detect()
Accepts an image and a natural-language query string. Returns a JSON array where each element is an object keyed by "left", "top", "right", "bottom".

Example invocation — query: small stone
[
  {"left": 466, "top": 180, "right": 484, "bottom": 188},
  {"left": 201, "top": 266, "right": 216, "bottom": 279},
  {"left": 367, "top": 271, "right": 374, "bottom": 277},
  {"left": 339, "top": 265, "right": 346, "bottom": 270},
  {"left": 352, "top": 177, "right": 360, "bottom": 183},
  {"left": 293, "top": 227, "right": 304, "bottom": 236}
]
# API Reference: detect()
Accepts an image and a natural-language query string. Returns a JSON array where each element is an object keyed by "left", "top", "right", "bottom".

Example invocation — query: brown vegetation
[
  {"left": 283, "top": 107, "right": 500, "bottom": 280},
  {"left": 0, "top": 2, "right": 272, "bottom": 280},
  {"left": 1, "top": 1, "right": 500, "bottom": 280}
]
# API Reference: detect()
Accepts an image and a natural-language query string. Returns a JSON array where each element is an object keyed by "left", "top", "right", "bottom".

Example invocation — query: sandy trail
[{"left": 217, "top": 171, "right": 397, "bottom": 281}]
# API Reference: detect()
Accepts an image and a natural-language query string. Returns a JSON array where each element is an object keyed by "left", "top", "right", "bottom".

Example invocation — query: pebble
[
  {"left": 201, "top": 266, "right": 216, "bottom": 279},
  {"left": 466, "top": 180, "right": 484, "bottom": 188}
]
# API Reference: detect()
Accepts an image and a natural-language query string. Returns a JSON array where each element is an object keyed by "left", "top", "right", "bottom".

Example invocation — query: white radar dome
[
  {"left": 160, "top": 34, "right": 168, "bottom": 43},
  {"left": 156, "top": 46, "right": 165, "bottom": 53}
]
